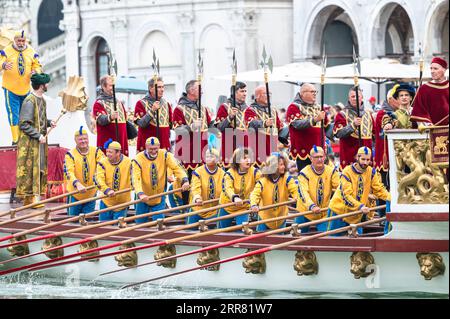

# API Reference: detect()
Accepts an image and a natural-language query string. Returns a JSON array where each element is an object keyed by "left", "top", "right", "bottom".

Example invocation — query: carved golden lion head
[
  {"left": 114, "top": 243, "right": 138, "bottom": 268},
  {"left": 42, "top": 236, "right": 64, "bottom": 259},
  {"left": 294, "top": 251, "right": 318, "bottom": 276},
  {"left": 350, "top": 252, "right": 375, "bottom": 279},
  {"left": 242, "top": 251, "right": 266, "bottom": 274},
  {"left": 197, "top": 248, "right": 220, "bottom": 271},
  {"left": 416, "top": 253, "right": 446, "bottom": 280},
  {"left": 6, "top": 235, "right": 30, "bottom": 257},
  {"left": 154, "top": 244, "right": 177, "bottom": 268}
]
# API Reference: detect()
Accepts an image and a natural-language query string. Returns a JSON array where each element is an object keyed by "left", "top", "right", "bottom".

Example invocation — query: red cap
[
  {"left": 431, "top": 57, "right": 448, "bottom": 69},
  {"left": 369, "top": 96, "right": 376, "bottom": 103}
]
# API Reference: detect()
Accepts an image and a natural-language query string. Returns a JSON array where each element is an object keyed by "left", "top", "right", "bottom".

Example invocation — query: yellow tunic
[
  {"left": 64, "top": 147, "right": 105, "bottom": 201},
  {"left": 0, "top": 44, "right": 42, "bottom": 95},
  {"left": 191, "top": 165, "right": 226, "bottom": 218},
  {"left": 219, "top": 166, "right": 261, "bottom": 214},
  {"left": 250, "top": 175, "right": 299, "bottom": 229},
  {"left": 94, "top": 155, "right": 131, "bottom": 211},
  {"left": 297, "top": 165, "right": 340, "bottom": 221},
  {"left": 329, "top": 164, "right": 391, "bottom": 224},
  {"left": 132, "top": 149, "right": 188, "bottom": 206}
]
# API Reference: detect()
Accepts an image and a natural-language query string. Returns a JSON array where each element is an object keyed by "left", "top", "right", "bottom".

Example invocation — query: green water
[{"left": 0, "top": 273, "right": 447, "bottom": 299}]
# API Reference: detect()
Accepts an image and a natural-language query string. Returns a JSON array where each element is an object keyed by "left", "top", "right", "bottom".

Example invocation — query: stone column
[
  {"left": 110, "top": 16, "right": 129, "bottom": 75},
  {"left": 177, "top": 11, "right": 195, "bottom": 85},
  {"left": 60, "top": 0, "right": 80, "bottom": 77}
]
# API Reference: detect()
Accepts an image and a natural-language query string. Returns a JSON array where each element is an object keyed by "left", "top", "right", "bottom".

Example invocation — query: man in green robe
[{"left": 16, "top": 73, "right": 56, "bottom": 207}]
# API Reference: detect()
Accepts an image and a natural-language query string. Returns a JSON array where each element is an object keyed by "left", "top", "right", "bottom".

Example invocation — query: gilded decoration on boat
[
  {"left": 6, "top": 235, "right": 29, "bottom": 257},
  {"left": 42, "top": 236, "right": 64, "bottom": 259},
  {"left": 350, "top": 252, "right": 375, "bottom": 279},
  {"left": 416, "top": 253, "right": 446, "bottom": 280},
  {"left": 114, "top": 243, "right": 138, "bottom": 268},
  {"left": 394, "top": 139, "right": 449, "bottom": 204},
  {"left": 197, "top": 248, "right": 220, "bottom": 271},
  {"left": 293, "top": 251, "right": 319, "bottom": 276},
  {"left": 154, "top": 244, "right": 177, "bottom": 268},
  {"left": 78, "top": 240, "right": 99, "bottom": 262},
  {"left": 242, "top": 250, "right": 266, "bottom": 274}
]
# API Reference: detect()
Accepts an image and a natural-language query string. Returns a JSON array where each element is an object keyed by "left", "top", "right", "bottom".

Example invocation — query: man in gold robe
[{"left": 16, "top": 73, "right": 55, "bottom": 207}]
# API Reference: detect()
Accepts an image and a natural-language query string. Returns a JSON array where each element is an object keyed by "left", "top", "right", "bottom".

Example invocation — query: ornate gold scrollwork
[
  {"left": 42, "top": 236, "right": 64, "bottom": 259},
  {"left": 293, "top": 251, "right": 318, "bottom": 276},
  {"left": 6, "top": 235, "right": 29, "bottom": 257},
  {"left": 416, "top": 253, "right": 446, "bottom": 280},
  {"left": 350, "top": 252, "right": 375, "bottom": 279},
  {"left": 78, "top": 240, "right": 99, "bottom": 262},
  {"left": 154, "top": 244, "right": 177, "bottom": 268},
  {"left": 114, "top": 243, "right": 138, "bottom": 268},
  {"left": 197, "top": 248, "right": 220, "bottom": 271},
  {"left": 394, "top": 140, "right": 449, "bottom": 204},
  {"left": 242, "top": 249, "right": 266, "bottom": 274}
]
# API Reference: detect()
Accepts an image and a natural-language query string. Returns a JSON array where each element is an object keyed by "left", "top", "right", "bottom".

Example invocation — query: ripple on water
[{"left": 0, "top": 274, "right": 447, "bottom": 299}]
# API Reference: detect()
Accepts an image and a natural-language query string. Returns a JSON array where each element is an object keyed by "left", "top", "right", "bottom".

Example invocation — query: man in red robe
[
  {"left": 333, "top": 87, "right": 373, "bottom": 169},
  {"left": 173, "top": 80, "right": 213, "bottom": 175},
  {"left": 411, "top": 57, "right": 449, "bottom": 126},
  {"left": 93, "top": 75, "right": 129, "bottom": 156},
  {"left": 215, "top": 81, "right": 249, "bottom": 167},
  {"left": 286, "top": 83, "right": 330, "bottom": 171},
  {"left": 244, "top": 85, "right": 281, "bottom": 166},
  {"left": 134, "top": 77, "right": 172, "bottom": 152}
]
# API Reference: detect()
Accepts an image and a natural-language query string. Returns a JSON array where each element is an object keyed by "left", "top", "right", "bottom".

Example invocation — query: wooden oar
[
  {"left": 0, "top": 188, "right": 131, "bottom": 228},
  {"left": 0, "top": 187, "right": 190, "bottom": 262},
  {"left": 0, "top": 186, "right": 96, "bottom": 218},
  {"left": 100, "top": 205, "right": 328, "bottom": 276},
  {"left": 0, "top": 187, "right": 190, "bottom": 247},
  {"left": 120, "top": 215, "right": 386, "bottom": 289},
  {"left": 26, "top": 200, "right": 296, "bottom": 272},
  {"left": 0, "top": 199, "right": 235, "bottom": 275},
  {"left": 101, "top": 204, "right": 384, "bottom": 277}
]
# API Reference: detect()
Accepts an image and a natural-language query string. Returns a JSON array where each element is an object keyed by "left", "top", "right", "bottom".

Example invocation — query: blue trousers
[
  {"left": 294, "top": 215, "right": 328, "bottom": 233},
  {"left": 217, "top": 207, "right": 249, "bottom": 229},
  {"left": 326, "top": 209, "right": 363, "bottom": 236},
  {"left": 3, "top": 88, "right": 27, "bottom": 126},
  {"left": 135, "top": 195, "right": 167, "bottom": 224},
  {"left": 67, "top": 195, "right": 96, "bottom": 216},
  {"left": 167, "top": 184, "right": 186, "bottom": 214},
  {"left": 255, "top": 217, "right": 286, "bottom": 232},
  {"left": 98, "top": 201, "right": 128, "bottom": 221},
  {"left": 186, "top": 210, "right": 218, "bottom": 227}
]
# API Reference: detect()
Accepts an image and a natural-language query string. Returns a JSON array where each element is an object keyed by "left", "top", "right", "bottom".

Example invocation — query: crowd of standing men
[{"left": 1, "top": 29, "right": 448, "bottom": 236}]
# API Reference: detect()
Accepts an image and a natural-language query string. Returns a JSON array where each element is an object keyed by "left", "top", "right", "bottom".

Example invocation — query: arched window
[
  {"left": 37, "top": 0, "right": 64, "bottom": 45},
  {"left": 95, "top": 38, "right": 110, "bottom": 86},
  {"left": 384, "top": 5, "right": 413, "bottom": 63}
]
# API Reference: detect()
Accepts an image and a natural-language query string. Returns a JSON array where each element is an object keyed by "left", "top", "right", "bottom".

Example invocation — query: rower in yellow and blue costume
[
  {"left": 327, "top": 146, "right": 391, "bottom": 235},
  {"left": 94, "top": 139, "right": 131, "bottom": 221},
  {"left": 218, "top": 148, "right": 261, "bottom": 228},
  {"left": 64, "top": 126, "right": 105, "bottom": 216},
  {"left": 132, "top": 137, "right": 189, "bottom": 223},
  {"left": 188, "top": 135, "right": 225, "bottom": 225},
  {"left": 295, "top": 145, "right": 340, "bottom": 232},
  {"left": 250, "top": 152, "right": 299, "bottom": 232},
  {"left": 0, "top": 30, "right": 42, "bottom": 144}
]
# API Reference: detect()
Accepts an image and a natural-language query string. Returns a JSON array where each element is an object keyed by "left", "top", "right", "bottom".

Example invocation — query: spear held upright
[
  {"left": 196, "top": 51, "right": 204, "bottom": 164},
  {"left": 107, "top": 50, "right": 119, "bottom": 141},
  {"left": 320, "top": 49, "right": 327, "bottom": 149},
  {"left": 152, "top": 49, "right": 160, "bottom": 139},
  {"left": 231, "top": 49, "right": 238, "bottom": 148},
  {"left": 352, "top": 46, "right": 362, "bottom": 147},
  {"left": 260, "top": 46, "right": 274, "bottom": 121}
]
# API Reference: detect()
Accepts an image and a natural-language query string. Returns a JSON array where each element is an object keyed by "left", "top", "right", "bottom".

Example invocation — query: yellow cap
[
  {"left": 146, "top": 137, "right": 160, "bottom": 146},
  {"left": 104, "top": 138, "right": 121, "bottom": 150},
  {"left": 74, "top": 126, "right": 88, "bottom": 136},
  {"left": 14, "top": 30, "right": 26, "bottom": 38},
  {"left": 357, "top": 146, "right": 372, "bottom": 157},
  {"left": 309, "top": 145, "right": 325, "bottom": 157}
]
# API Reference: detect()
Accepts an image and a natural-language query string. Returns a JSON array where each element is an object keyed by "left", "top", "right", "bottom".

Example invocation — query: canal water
[{"left": 0, "top": 273, "right": 447, "bottom": 299}]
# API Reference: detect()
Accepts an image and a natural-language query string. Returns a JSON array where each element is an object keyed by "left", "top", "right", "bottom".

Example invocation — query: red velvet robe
[
  {"left": 411, "top": 80, "right": 449, "bottom": 125},
  {"left": 215, "top": 102, "right": 249, "bottom": 166},
  {"left": 134, "top": 98, "right": 173, "bottom": 152},
  {"left": 374, "top": 110, "right": 389, "bottom": 172},
  {"left": 286, "top": 102, "right": 330, "bottom": 161},
  {"left": 93, "top": 99, "right": 129, "bottom": 156},
  {"left": 333, "top": 108, "right": 373, "bottom": 169},
  {"left": 244, "top": 104, "right": 281, "bottom": 166},
  {"left": 173, "top": 104, "right": 212, "bottom": 170}
]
